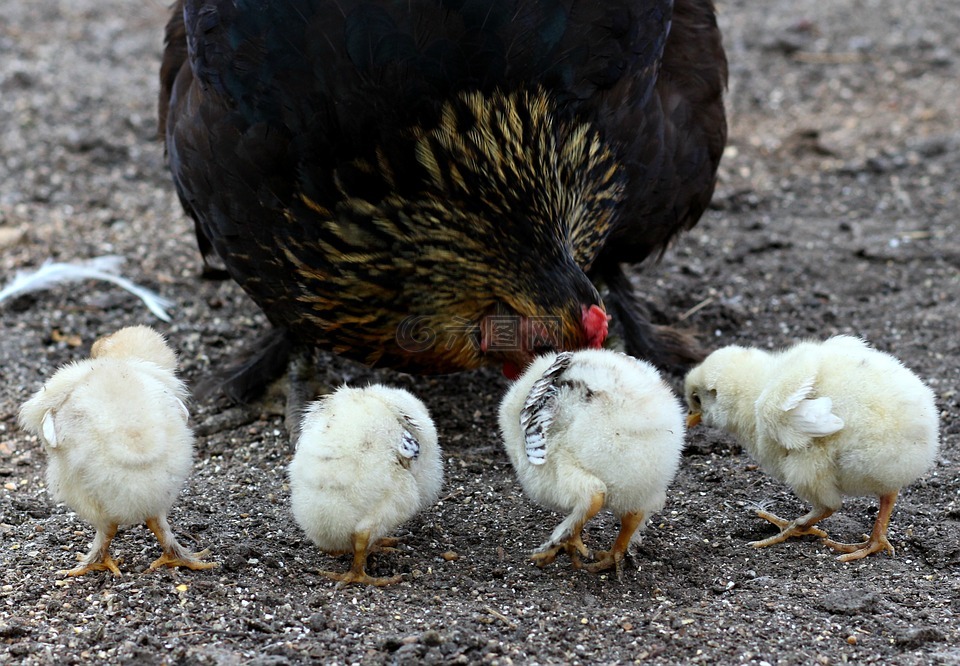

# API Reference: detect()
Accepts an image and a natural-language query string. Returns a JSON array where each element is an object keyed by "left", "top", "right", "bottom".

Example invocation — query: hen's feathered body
[{"left": 161, "top": 0, "right": 726, "bottom": 380}]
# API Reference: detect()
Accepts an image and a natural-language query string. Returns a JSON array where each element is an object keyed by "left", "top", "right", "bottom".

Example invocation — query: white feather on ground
[{"left": 0, "top": 255, "right": 173, "bottom": 321}]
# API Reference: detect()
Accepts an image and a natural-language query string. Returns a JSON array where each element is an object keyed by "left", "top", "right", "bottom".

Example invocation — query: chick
[
  {"left": 289, "top": 385, "right": 443, "bottom": 586},
  {"left": 499, "top": 349, "right": 685, "bottom": 575},
  {"left": 684, "top": 335, "right": 940, "bottom": 562},
  {"left": 18, "top": 326, "right": 215, "bottom": 576}
]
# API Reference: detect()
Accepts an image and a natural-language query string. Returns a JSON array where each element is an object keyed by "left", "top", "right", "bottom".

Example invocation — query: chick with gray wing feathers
[{"left": 499, "top": 349, "right": 685, "bottom": 576}]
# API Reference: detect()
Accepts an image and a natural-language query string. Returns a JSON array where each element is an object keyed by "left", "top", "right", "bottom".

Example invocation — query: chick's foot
[
  {"left": 823, "top": 491, "right": 898, "bottom": 562},
  {"left": 148, "top": 548, "right": 218, "bottom": 572},
  {"left": 750, "top": 508, "right": 833, "bottom": 548},
  {"left": 146, "top": 516, "right": 218, "bottom": 572},
  {"left": 322, "top": 569, "right": 403, "bottom": 587},
  {"left": 584, "top": 511, "right": 644, "bottom": 578},
  {"left": 64, "top": 554, "right": 122, "bottom": 578},
  {"left": 532, "top": 493, "right": 604, "bottom": 569},
  {"left": 63, "top": 524, "right": 122, "bottom": 577},
  {"left": 530, "top": 535, "right": 591, "bottom": 569},
  {"left": 322, "top": 530, "right": 403, "bottom": 586},
  {"left": 372, "top": 536, "right": 402, "bottom": 554},
  {"left": 823, "top": 534, "right": 895, "bottom": 562}
]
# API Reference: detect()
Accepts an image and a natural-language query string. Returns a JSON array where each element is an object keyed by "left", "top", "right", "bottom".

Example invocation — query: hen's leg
[
  {"left": 65, "top": 523, "right": 121, "bottom": 577},
  {"left": 322, "top": 530, "right": 402, "bottom": 586},
  {"left": 750, "top": 506, "right": 834, "bottom": 547},
  {"left": 531, "top": 492, "right": 605, "bottom": 569},
  {"left": 146, "top": 515, "right": 217, "bottom": 571},
  {"left": 823, "top": 491, "right": 897, "bottom": 562},
  {"left": 585, "top": 511, "right": 645, "bottom": 578}
]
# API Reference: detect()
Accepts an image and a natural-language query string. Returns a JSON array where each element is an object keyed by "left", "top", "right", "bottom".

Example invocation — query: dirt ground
[{"left": 1, "top": 0, "right": 959, "bottom": 663}]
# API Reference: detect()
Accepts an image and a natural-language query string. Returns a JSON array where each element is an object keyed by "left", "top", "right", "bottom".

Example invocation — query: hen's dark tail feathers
[
  {"left": 194, "top": 327, "right": 292, "bottom": 404},
  {"left": 600, "top": 264, "right": 704, "bottom": 373}
]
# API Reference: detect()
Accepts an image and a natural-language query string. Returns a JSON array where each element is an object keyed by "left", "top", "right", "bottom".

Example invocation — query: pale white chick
[
  {"left": 18, "top": 325, "right": 215, "bottom": 576},
  {"left": 684, "top": 335, "right": 940, "bottom": 562},
  {"left": 289, "top": 384, "right": 443, "bottom": 586},
  {"left": 499, "top": 349, "right": 685, "bottom": 575}
]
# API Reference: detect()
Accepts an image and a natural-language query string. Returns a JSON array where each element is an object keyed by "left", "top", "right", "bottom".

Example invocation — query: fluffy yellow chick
[
  {"left": 18, "top": 325, "right": 215, "bottom": 576},
  {"left": 499, "top": 349, "right": 685, "bottom": 575},
  {"left": 684, "top": 335, "right": 940, "bottom": 562},
  {"left": 289, "top": 384, "right": 443, "bottom": 586}
]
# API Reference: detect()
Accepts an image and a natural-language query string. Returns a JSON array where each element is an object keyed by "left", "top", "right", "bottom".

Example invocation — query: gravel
[{"left": 1, "top": 0, "right": 959, "bottom": 664}]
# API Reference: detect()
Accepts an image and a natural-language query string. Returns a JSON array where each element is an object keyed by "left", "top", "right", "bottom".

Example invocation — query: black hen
[{"left": 159, "top": 0, "right": 726, "bottom": 395}]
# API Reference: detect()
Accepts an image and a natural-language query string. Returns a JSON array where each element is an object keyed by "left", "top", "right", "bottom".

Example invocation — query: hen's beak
[{"left": 686, "top": 412, "right": 702, "bottom": 428}]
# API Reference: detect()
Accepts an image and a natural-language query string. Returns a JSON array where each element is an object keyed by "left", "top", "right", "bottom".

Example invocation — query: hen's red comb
[{"left": 582, "top": 304, "right": 609, "bottom": 348}]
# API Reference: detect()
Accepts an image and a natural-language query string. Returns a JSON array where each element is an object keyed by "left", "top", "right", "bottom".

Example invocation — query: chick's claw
[
  {"left": 750, "top": 509, "right": 831, "bottom": 547},
  {"left": 323, "top": 570, "right": 403, "bottom": 587},
  {"left": 823, "top": 535, "right": 895, "bottom": 562},
  {"left": 148, "top": 548, "right": 218, "bottom": 572},
  {"left": 64, "top": 554, "right": 122, "bottom": 578},
  {"left": 531, "top": 533, "right": 592, "bottom": 569}
]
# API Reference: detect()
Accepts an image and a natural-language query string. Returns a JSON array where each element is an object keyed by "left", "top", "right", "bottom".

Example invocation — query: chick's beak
[{"left": 686, "top": 412, "right": 702, "bottom": 428}]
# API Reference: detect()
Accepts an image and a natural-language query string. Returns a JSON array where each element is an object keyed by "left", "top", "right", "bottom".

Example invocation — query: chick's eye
[{"left": 690, "top": 392, "right": 701, "bottom": 407}]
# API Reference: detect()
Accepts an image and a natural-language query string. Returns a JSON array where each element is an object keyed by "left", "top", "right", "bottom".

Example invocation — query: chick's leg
[
  {"left": 321, "top": 530, "right": 401, "bottom": 586},
  {"left": 822, "top": 491, "right": 898, "bottom": 562},
  {"left": 585, "top": 511, "right": 645, "bottom": 577},
  {"left": 750, "top": 507, "right": 834, "bottom": 548},
  {"left": 64, "top": 523, "right": 121, "bottom": 577},
  {"left": 531, "top": 492, "right": 605, "bottom": 569},
  {"left": 146, "top": 515, "right": 217, "bottom": 572}
]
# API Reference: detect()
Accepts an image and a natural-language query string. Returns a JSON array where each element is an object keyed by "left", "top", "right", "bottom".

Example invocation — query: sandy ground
[{"left": 1, "top": 0, "right": 959, "bottom": 664}]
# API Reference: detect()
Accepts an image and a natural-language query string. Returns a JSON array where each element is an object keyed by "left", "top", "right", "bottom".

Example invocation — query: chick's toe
[
  {"left": 584, "top": 511, "right": 645, "bottom": 575},
  {"left": 148, "top": 548, "right": 218, "bottom": 572},
  {"left": 146, "top": 517, "right": 217, "bottom": 572},
  {"left": 64, "top": 554, "right": 122, "bottom": 578},
  {"left": 823, "top": 491, "right": 898, "bottom": 562},
  {"left": 750, "top": 508, "right": 833, "bottom": 547}
]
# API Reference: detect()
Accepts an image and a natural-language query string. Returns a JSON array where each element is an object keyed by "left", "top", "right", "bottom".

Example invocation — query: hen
[
  {"left": 499, "top": 349, "right": 685, "bottom": 576},
  {"left": 684, "top": 336, "right": 940, "bottom": 561},
  {"left": 289, "top": 384, "right": 443, "bottom": 585},
  {"left": 18, "top": 326, "right": 216, "bottom": 576},
  {"left": 160, "top": 0, "right": 727, "bottom": 396}
]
